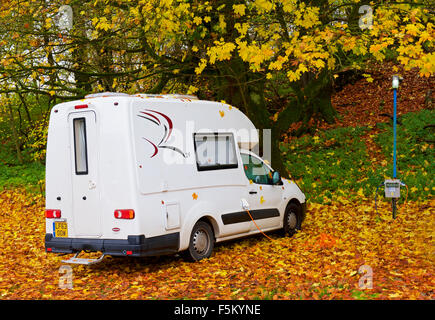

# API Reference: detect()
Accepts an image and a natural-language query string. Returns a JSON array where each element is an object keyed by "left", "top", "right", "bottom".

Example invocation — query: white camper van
[{"left": 44, "top": 93, "right": 306, "bottom": 264}]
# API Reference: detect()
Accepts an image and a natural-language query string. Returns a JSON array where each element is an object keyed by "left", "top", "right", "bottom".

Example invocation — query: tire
[
  {"left": 183, "top": 220, "right": 215, "bottom": 262},
  {"left": 283, "top": 202, "right": 302, "bottom": 237}
]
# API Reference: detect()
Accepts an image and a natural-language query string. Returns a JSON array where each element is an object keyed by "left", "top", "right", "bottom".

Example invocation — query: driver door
[{"left": 241, "top": 153, "right": 282, "bottom": 231}]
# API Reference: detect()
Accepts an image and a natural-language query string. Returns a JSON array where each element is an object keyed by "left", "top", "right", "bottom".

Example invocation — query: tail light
[
  {"left": 46, "top": 209, "right": 61, "bottom": 218},
  {"left": 75, "top": 104, "right": 88, "bottom": 109},
  {"left": 114, "top": 209, "right": 135, "bottom": 219}
]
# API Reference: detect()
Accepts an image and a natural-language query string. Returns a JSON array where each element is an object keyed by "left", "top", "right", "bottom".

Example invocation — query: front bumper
[{"left": 45, "top": 232, "right": 179, "bottom": 257}]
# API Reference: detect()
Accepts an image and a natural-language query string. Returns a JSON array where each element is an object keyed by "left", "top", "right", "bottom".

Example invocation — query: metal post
[
  {"left": 393, "top": 88, "right": 397, "bottom": 179},
  {"left": 392, "top": 198, "right": 397, "bottom": 219},
  {"left": 391, "top": 76, "right": 400, "bottom": 220}
]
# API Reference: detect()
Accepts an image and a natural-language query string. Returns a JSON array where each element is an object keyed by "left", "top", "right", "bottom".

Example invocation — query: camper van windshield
[{"left": 194, "top": 133, "right": 238, "bottom": 171}]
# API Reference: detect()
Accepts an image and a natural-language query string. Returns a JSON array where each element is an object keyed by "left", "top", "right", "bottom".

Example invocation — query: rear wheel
[
  {"left": 283, "top": 202, "right": 302, "bottom": 237},
  {"left": 183, "top": 221, "right": 214, "bottom": 262}
]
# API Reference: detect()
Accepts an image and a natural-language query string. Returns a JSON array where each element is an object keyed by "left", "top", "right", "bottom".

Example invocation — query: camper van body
[{"left": 45, "top": 94, "right": 306, "bottom": 260}]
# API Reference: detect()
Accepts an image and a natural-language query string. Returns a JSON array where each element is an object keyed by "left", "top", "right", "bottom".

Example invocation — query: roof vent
[
  {"left": 84, "top": 92, "right": 130, "bottom": 99},
  {"left": 83, "top": 92, "right": 199, "bottom": 101},
  {"left": 134, "top": 94, "right": 198, "bottom": 100}
]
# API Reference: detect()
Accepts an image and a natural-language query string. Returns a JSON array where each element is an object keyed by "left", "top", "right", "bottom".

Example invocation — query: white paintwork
[
  {"left": 45, "top": 95, "right": 306, "bottom": 253},
  {"left": 68, "top": 111, "right": 101, "bottom": 236}
]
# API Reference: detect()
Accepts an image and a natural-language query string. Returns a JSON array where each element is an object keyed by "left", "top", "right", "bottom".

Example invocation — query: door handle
[
  {"left": 89, "top": 180, "right": 96, "bottom": 190},
  {"left": 249, "top": 191, "right": 257, "bottom": 194}
]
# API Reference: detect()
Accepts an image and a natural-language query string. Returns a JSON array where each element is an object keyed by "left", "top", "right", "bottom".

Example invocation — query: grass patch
[
  {"left": 351, "top": 290, "right": 380, "bottom": 300},
  {"left": 281, "top": 126, "right": 371, "bottom": 203},
  {"left": 373, "top": 109, "right": 434, "bottom": 201},
  {"left": 0, "top": 141, "right": 45, "bottom": 194},
  {"left": 0, "top": 161, "right": 45, "bottom": 193},
  {"left": 282, "top": 109, "right": 434, "bottom": 203}
]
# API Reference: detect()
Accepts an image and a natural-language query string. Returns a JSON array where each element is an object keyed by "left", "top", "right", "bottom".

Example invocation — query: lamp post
[
  {"left": 391, "top": 75, "right": 400, "bottom": 219},
  {"left": 374, "top": 75, "right": 407, "bottom": 219}
]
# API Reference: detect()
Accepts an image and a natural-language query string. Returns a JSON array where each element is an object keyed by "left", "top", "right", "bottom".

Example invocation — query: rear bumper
[{"left": 45, "top": 233, "right": 179, "bottom": 257}]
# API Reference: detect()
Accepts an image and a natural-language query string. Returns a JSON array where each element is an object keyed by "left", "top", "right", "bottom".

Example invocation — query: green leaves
[
  {"left": 374, "top": 109, "right": 435, "bottom": 200},
  {"left": 282, "top": 126, "right": 370, "bottom": 203}
]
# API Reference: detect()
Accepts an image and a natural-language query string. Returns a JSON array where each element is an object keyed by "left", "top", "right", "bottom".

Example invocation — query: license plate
[{"left": 54, "top": 221, "right": 68, "bottom": 238}]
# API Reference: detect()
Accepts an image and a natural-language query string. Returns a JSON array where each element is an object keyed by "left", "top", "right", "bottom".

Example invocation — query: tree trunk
[
  {"left": 17, "top": 90, "right": 33, "bottom": 125},
  {"left": 213, "top": 59, "right": 290, "bottom": 178},
  {"left": 71, "top": 4, "right": 92, "bottom": 95},
  {"left": 5, "top": 101, "right": 23, "bottom": 164}
]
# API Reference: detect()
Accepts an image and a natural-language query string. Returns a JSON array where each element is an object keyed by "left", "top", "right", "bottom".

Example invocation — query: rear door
[{"left": 68, "top": 111, "right": 101, "bottom": 237}]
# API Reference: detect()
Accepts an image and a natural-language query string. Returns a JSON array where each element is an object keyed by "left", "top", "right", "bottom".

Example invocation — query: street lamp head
[{"left": 392, "top": 75, "right": 400, "bottom": 89}]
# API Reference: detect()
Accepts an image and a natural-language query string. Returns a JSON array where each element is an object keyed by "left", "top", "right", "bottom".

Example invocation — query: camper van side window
[
  {"left": 194, "top": 133, "right": 238, "bottom": 171},
  {"left": 73, "top": 118, "right": 88, "bottom": 175},
  {"left": 241, "top": 153, "right": 273, "bottom": 185}
]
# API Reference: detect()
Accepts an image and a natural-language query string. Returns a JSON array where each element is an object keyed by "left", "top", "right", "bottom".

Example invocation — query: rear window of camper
[
  {"left": 194, "top": 133, "right": 238, "bottom": 171},
  {"left": 73, "top": 118, "right": 88, "bottom": 175}
]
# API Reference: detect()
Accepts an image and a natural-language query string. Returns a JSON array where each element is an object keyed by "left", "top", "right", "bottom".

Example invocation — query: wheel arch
[
  {"left": 197, "top": 215, "right": 219, "bottom": 239},
  {"left": 283, "top": 197, "right": 307, "bottom": 234},
  {"left": 287, "top": 197, "right": 307, "bottom": 222},
  {"left": 283, "top": 198, "right": 304, "bottom": 227},
  {"left": 179, "top": 201, "right": 221, "bottom": 251},
  {"left": 287, "top": 198, "right": 302, "bottom": 210}
]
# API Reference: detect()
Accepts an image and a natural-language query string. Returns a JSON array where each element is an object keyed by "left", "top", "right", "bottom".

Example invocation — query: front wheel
[
  {"left": 283, "top": 203, "right": 302, "bottom": 237},
  {"left": 183, "top": 221, "right": 214, "bottom": 262}
]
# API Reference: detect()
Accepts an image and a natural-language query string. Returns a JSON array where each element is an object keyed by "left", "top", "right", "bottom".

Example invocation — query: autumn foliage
[
  {"left": 0, "top": 0, "right": 434, "bottom": 301},
  {"left": 1, "top": 0, "right": 434, "bottom": 174}
]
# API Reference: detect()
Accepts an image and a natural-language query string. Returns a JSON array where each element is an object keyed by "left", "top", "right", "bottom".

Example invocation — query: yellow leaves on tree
[
  {"left": 1, "top": 0, "right": 434, "bottom": 104},
  {"left": 237, "top": 41, "right": 274, "bottom": 72},
  {"left": 253, "top": 0, "right": 274, "bottom": 14},
  {"left": 233, "top": 4, "right": 246, "bottom": 17},
  {"left": 206, "top": 40, "right": 236, "bottom": 65},
  {"left": 294, "top": 6, "right": 321, "bottom": 29}
]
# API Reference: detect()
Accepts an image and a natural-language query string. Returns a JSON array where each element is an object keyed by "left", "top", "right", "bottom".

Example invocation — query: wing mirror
[{"left": 272, "top": 171, "right": 282, "bottom": 185}]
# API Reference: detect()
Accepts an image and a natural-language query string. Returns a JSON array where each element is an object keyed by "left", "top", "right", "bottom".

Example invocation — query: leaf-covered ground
[{"left": 0, "top": 190, "right": 433, "bottom": 300}]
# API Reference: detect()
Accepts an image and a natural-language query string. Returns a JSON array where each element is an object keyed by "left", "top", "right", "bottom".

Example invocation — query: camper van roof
[
  {"left": 56, "top": 92, "right": 259, "bottom": 150},
  {"left": 84, "top": 92, "right": 199, "bottom": 101}
]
